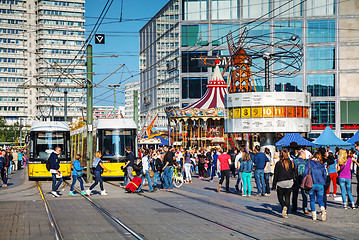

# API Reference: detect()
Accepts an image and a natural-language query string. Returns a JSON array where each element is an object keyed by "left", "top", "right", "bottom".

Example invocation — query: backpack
[
  {"left": 46, "top": 160, "right": 51, "bottom": 171},
  {"left": 294, "top": 158, "right": 306, "bottom": 176},
  {"left": 0, "top": 156, "right": 4, "bottom": 168}
]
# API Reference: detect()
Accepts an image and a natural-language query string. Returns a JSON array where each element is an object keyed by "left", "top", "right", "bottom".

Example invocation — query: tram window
[
  {"left": 101, "top": 130, "right": 134, "bottom": 157},
  {"left": 35, "top": 132, "right": 66, "bottom": 159}
]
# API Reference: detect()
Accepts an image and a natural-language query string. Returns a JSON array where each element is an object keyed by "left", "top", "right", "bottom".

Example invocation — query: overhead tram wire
[{"left": 94, "top": 0, "right": 341, "bottom": 105}]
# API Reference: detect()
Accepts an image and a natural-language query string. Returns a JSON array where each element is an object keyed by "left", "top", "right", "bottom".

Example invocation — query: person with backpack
[
  {"left": 303, "top": 152, "right": 327, "bottom": 221},
  {"left": 69, "top": 154, "right": 86, "bottom": 196},
  {"left": 326, "top": 152, "right": 338, "bottom": 197},
  {"left": 239, "top": 152, "right": 253, "bottom": 196},
  {"left": 291, "top": 151, "right": 309, "bottom": 214},
  {"left": 49, "top": 147, "right": 63, "bottom": 197},
  {"left": 86, "top": 151, "right": 111, "bottom": 196}
]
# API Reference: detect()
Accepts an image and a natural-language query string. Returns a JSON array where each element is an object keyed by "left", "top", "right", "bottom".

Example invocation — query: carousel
[{"left": 166, "top": 61, "right": 236, "bottom": 149}]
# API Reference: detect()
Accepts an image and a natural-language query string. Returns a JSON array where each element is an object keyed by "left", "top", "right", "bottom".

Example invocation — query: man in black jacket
[
  {"left": 49, "top": 147, "right": 63, "bottom": 197},
  {"left": 0, "top": 150, "right": 8, "bottom": 187},
  {"left": 162, "top": 146, "right": 174, "bottom": 190}
]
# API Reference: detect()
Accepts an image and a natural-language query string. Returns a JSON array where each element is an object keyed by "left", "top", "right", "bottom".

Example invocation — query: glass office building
[{"left": 139, "top": 0, "right": 359, "bottom": 137}]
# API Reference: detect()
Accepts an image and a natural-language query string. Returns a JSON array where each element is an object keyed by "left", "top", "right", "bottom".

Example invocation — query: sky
[{"left": 84, "top": 0, "right": 169, "bottom": 107}]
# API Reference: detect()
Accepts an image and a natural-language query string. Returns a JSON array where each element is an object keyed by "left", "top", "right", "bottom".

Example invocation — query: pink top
[{"left": 338, "top": 158, "right": 352, "bottom": 179}]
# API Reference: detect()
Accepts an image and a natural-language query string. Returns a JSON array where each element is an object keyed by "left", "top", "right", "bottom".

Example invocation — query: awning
[
  {"left": 313, "top": 126, "right": 352, "bottom": 146},
  {"left": 276, "top": 133, "right": 315, "bottom": 147}
]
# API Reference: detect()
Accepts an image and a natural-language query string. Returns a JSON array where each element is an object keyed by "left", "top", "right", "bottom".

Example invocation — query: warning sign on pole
[{"left": 95, "top": 34, "right": 105, "bottom": 44}]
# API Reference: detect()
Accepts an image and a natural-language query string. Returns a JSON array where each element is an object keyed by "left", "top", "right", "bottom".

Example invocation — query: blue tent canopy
[
  {"left": 276, "top": 133, "right": 315, "bottom": 147},
  {"left": 347, "top": 130, "right": 359, "bottom": 144},
  {"left": 314, "top": 126, "right": 352, "bottom": 146},
  {"left": 157, "top": 136, "right": 169, "bottom": 146}
]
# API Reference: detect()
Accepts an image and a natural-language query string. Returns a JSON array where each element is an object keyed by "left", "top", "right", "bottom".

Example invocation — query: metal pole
[
  {"left": 133, "top": 90, "right": 138, "bottom": 127},
  {"left": 86, "top": 44, "right": 94, "bottom": 183},
  {"left": 19, "top": 118, "right": 22, "bottom": 147},
  {"left": 114, "top": 87, "right": 116, "bottom": 118},
  {"left": 263, "top": 52, "right": 271, "bottom": 92},
  {"left": 52, "top": 105, "right": 54, "bottom": 121},
  {"left": 64, "top": 89, "right": 68, "bottom": 121}
]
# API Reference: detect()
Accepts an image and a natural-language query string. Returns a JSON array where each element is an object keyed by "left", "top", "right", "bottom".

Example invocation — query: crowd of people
[
  {"left": 0, "top": 147, "right": 27, "bottom": 188},
  {"left": 6, "top": 140, "right": 359, "bottom": 223}
]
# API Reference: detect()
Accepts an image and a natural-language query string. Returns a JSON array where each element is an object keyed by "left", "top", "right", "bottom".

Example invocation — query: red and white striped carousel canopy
[{"left": 184, "top": 63, "right": 228, "bottom": 110}]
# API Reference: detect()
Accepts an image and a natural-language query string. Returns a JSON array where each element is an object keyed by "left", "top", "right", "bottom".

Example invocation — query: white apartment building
[
  {"left": 124, "top": 81, "right": 140, "bottom": 120},
  {"left": 0, "top": 0, "right": 86, "bottom": 125}
]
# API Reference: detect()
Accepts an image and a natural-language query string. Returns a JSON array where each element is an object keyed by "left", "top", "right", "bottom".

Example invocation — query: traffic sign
[{"left": 95, "top": 34, "right": 105, "bottom": 44}]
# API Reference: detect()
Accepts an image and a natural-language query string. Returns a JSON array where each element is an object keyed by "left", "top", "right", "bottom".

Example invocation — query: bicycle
[{"left": 172, "top": 166, "right": 184, "bottom": 188}]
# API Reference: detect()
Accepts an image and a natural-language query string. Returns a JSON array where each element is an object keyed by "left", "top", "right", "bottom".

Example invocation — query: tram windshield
[
  {"left": 33, "top": 132, "right": 67, "bottom": 160},
  {"left": 98, "top": 129, "right": 135, "bottom": 158}
]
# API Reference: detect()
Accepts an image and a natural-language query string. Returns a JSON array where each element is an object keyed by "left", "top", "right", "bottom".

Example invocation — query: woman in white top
[{"left": 137, "top": 149, "right": 156, "bottom": 193}]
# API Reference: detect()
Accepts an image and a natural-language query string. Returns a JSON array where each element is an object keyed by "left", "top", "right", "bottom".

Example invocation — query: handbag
[
  {"left": 149, "top": 169, "right": 155, "bottom": 178},
  {"left": 302, "top": 160, "right": 313, "bottom": 191},
  {"left": 76, "top": 170, "right": 83, "bottom": 177},
  {"left": 336, "top": 161, "right": 346, "bottom": 185}
]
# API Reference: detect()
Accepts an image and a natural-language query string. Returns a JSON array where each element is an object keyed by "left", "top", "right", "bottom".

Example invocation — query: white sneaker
[
  {"left": 312, "top": 211, "right": 317, "bottom": 221},
  {"left": 321, "top": 206, "right": 326, "bottom": 221},
  {"left": 51, "top": 191, "right": 59, "bottom": 197},
  {"left": 101, "top": 190, "right": 108, "bottom": 196},
  {"left": 282, "top": 206, "right": 288, "bottom": 218},
  {"left": 85, "top": 189, "right": 91, "bottom": 196}
]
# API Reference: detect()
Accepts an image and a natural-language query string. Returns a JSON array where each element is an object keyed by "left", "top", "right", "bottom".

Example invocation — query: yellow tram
[
  {"left": 28, "top": 121, "right": 72, "bottom": 179},
  {"left": 71, "top": 119, "right": 138, "bottom": 178}
]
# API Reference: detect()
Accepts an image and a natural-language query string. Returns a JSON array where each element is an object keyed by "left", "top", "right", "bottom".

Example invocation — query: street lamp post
[{"left": 108, "top": 84, "right": 121, "bottom": 119}]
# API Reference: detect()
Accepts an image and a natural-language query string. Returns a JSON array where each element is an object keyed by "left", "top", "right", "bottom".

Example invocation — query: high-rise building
[
  {"left": 125, "top": 81, "right": 140, "bottom": 120},
  {"left": 139, "top": 0, "right": 359, "bottom": 138},
  {"left": 0, "top": 0, "right": 86, "bottom": 125}
]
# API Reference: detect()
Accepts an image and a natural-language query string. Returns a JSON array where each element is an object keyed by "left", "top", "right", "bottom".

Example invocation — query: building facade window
[
  {"left": 182, "top": 51, "right": 208, "bottom": 72},
  {"left": 307, "top": 20, "right": 335, "bottom": 43},
  {"left": 306, "top": 47, "right": 335, "bottom": 70},
  {"left": 275, "top": 75, "right": 303, "bottom": 92},
  {"left": 181, "top": 24, "right": 208, "bottom": 47},
  {"left": 341, "top": 101, "right": 359, "bottom": 124},
  {"left": 311, "top": 101, "right": 335, "bottom": 125},
  {"left": 307, "top": 74, "right": 335, "bottom": 97},
  {"left": 274, "top": 21, "right": 303, "bottom": 43},
  {"left": 242, "top": 0, "right": 269, "bottom": 19},
  {"left": 211, "top": 0, "right": 238, "bottom": 20},
  {"left": 182, "top": 77, "right": 207, "bottom": 99},
  {"left": 306, "top": 0, "right": 335, "bottom": 16},
  {"left": 212, "top": 24, "right": 238, "bottom": 46},
  {"left": 183, "top": 0, "right": 207, "bottom": 21},
  {"left": 273, "top": 0, "right": 302, "bottom": 18}
]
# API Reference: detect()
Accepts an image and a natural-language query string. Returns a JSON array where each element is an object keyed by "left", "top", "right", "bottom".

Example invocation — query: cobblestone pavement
[{"left": 1, "top": 169, "right": 358, "bottom": 239}]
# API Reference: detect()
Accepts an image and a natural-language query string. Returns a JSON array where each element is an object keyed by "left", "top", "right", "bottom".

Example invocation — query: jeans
[
  {"left": 184, "top": 163, "right": 192, "bottom": 181},
  {"left": 124, "top": 166, "right": 133, "bottom": 185},
  {"left": 327, "top": 172, "right": 338, "bottom": 195},
  {"left": 338, "top": 178, "right": 355, "bottom": 205},
  {"left": 277, "top": 186, "right": 292, "bottom": 210},
  {"left": 138, "top": 170, "right": 153, "bottom": 191},
  {"left": 219, "top": 169, "right": 230, "bottom": 191},
  {"left": 210, "top": 165, "right": 220, "bottom": 180},
  {"left": 163, "top": 166, "right": 173, "bottom": 190},
  {"left": 235, "top": 172, "right": 242, "bottom": 191},
  {"left": 153, "top": 171, "right": 162, "bottom": 187},
  {"left": 70, "top": 174, "right": 84, "bottom": 192},
  {"left": 264, "top": 173, "right": 271, "bottom": 194},
  {"left": 308, "top": 184, "right": 324, "bottom": 212},
  {"left": 292, "top": 179, "right": 308, "bottom": 212},
  {"left": 242, "top": 172, "right": 252, "bottom": 195},
  {"left": 8, "top": 162, "right": 12, "bottom": 175},
  {"left": 1, "top": 168, "right": 7, "bottom": 185},
  {"left": 356, "top": 174, "right": 359, "bottom": 206},
  {"left": 254, "top": 169, "right": 265, "bottom": 194},
  {"left": 90, "top": 171, "right": 104, "bottom": 191},
  {"left": 51, "top": 173, "right": 63, "bottom": 191}
]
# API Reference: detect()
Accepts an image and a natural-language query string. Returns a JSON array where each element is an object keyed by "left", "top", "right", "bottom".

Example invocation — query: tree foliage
[{"left": 0, "top": 117, "right": 21, "bottom": 142}]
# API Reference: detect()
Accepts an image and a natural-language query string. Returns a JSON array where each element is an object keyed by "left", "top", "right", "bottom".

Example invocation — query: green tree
[{"left": 0, "top": 117, "right": 21, "bottom": 142}]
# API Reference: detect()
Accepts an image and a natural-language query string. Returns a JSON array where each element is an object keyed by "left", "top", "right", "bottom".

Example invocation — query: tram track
[
  {"left": 36, "top": 181, "right": 64, "bottom": 240},
  {"left": 63, "top": 180, "right": 144, "bottom": 240},
  {"left": 105, "top": 181, "right": 260, "bottom": 240},
  {"left": 106, "top": 181, "right": 342, "bottom": 240},
  {"left": 169, "top": 190, "right": 342, "bottom": 240}
]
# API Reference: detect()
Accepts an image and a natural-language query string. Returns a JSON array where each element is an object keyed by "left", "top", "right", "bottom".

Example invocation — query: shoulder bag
[{"left": 302, "top": 160, "right": 313, "bottom": 191}]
